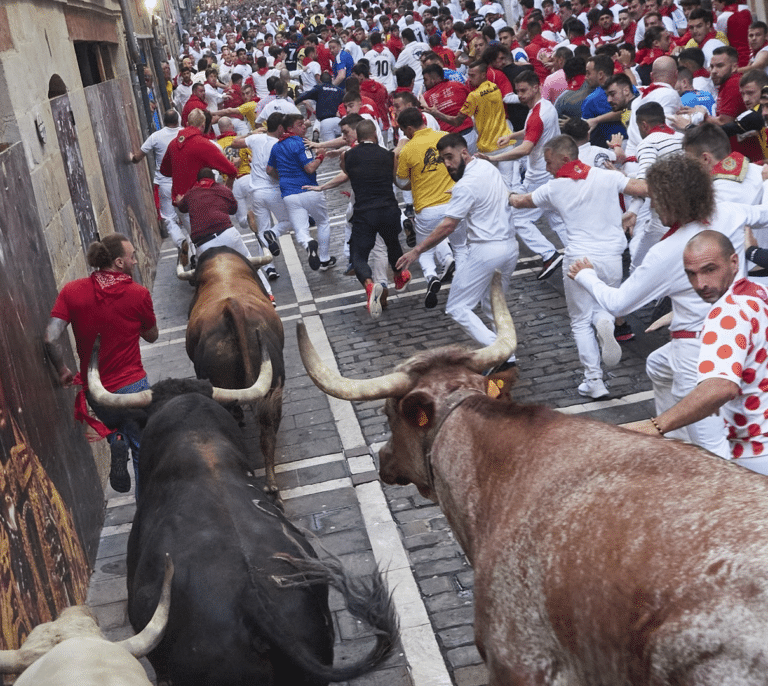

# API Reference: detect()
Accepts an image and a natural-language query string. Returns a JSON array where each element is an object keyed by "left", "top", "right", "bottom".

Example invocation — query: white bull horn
[
  {"left": 297, "top": 322, "right": 412, "bottom": 400},
  {"left": 176, "top": 261, "right": 194, "bottom": 281},
  {"left": 247, "top": 249, "right": 273, "bottom": 268},
  {"left": 88, "top": 336, "right": 153, "bottom": 408},
  {"left": 211, "top": 349, "right": 273, "bottom": 403},
  {"left": 116, "top": 554, "right": 174, "bottom": 657},
  {"left": 465, "top": 271, "right": 518, "bottom": 373}
]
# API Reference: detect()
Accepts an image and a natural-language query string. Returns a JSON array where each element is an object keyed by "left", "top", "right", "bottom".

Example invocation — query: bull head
[
  {"left": 87, "top": 335, "right": 273, "bottom": 408},
  {"left": 296, "top": 271, "right": 517, "bottom": 401},
  {"left": 176, "top": 250, "right": 273, "bottom": 281},
  {"left": 0, "top": 555, "right": 174, "bottom": 673}
]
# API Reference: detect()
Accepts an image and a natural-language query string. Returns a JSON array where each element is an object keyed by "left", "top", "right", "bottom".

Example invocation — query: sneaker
[
  {"left": 394, "top": 269, "right": 411, "bottom": 291},
  {"left": 402, "top": 218, "right": 417, "bottom": 248},
  {"left": 307, "top": 239, "right": 320, "bottom": 270},
  {"left": 596, "top": 319, "right": 622, "bottom": 368},
  {"left": 366, "top": 282, "right": 384, "bottom": 319},
  {"left": 265, "top": 266, "right": 279, "bottom": 281},
  {"left": 269, "top": 294, "right": 276, "bottom": 307},
  {"left": 381, "top": 286, "right": 389, "bottom": 309},
  {"left": 404, "top": 203, "right": 415, "bottom": 219},
  {"left": 537, "top": 251, "right": 564, "bottom": 280},
  {"left": 263, "top": 230, "right": 280, "bottom": 256},
  {"left": 441, "top": 257, "right": 456, "bottom": 283},
  {"left": 614, "top": 321, "right": 635, "bottom": 342},
  {"left": 179, "top": 240, "right": 189, "bottom": 268},
  {"left": 425, "top": 276, "right": 441, "bottom": 309},
  {"left": 308, "top": 216, "right": 316, "bottom": 227},
  {"left": 344, "top": 262, "right": 356, "bottom": 276},
  {"left": 109, "top": 434, "right": 131, "bottom": 493},
  {"left": 319, "top": 256, "right": 337, "bottom": 271},
  {"left": 577, "top": 379, "right": 610, "bottom": 399},
  {"left": 484, "top": 360, "right": 517, "bottom": 376}
]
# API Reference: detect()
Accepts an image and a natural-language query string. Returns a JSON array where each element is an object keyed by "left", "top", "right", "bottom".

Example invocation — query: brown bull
[
  {"left": 179, "top": 246, "right": 284, "bottom": 496},
  {"left": 297, "top": 272, "right": 768, "bottom": 686}
]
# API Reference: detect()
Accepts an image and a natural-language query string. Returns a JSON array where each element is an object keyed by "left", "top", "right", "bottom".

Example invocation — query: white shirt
[
  {"left": 575, "top": 202, "right": 768, "bottom": 331},
  {"left": 174, "top": 82, "right": 193, "bottom": 111},
  {"left": 140, "top": 126, "right": 180, "bottom": 183},
  {"left": 365, "top": 47, "right": 397, "bottom": 92},
  {"left": 634, "top": 14, "right": 677, "bottom": 47},
  {"left": 625, "top": 83, "right": 682, "bottom": 156},
  {"left": 713, "top": 162, "right": 765, "bottom": 205},
  {"left": 532, "top": 167, "right": 629, "bottom": 257},
  {"left": 523, "top": 98, "right": 561, "bottom": 184},
  {"left": 256, "top": 97, "right": 301, "bottom": 124},
  {"left": 300, "top": 61, "right": 322, "bottom": 92},
  {"left": 443, "top": 158, "right": 515, "bottom": 242},
  {"left": 577, "top": 141, "right": 616, "bottom": 169},
  {"left": 245, "top": 133, "right": 280, "bottom": 190},
  {"left": 232, "top": 62, "right": 253, "bottom": 80},
  {"left": 345, "top": 40, "right": 365, "bottom": 63},
  {"left": 699, "top": 35, "right": 728, "bottom": 68},
  {"left": 204, "top": 83, "right": 223, "bottom": 112},
  {"left": 627, "top": 129, "right": 683, "bottom": 217},
  {"left": 395, "top": 41, "right": 430, "bottom": 90}
]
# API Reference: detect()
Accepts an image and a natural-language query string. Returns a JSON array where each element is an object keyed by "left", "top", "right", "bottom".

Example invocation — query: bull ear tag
[
  {"left": 401, "top": 392, "right": 434, "bottom": 429},
  {"left": 486, "top": 379, "right": 502, "bottom": 399}
]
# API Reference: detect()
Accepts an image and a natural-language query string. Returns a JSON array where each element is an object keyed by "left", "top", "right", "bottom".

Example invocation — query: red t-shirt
[
  {"left": 51, "top": 273, "right": 156, "bottom": 392},
  {"left": 423, "top": 80, "right": 472, "bottom": 133},
  {"left": 716, "top": 71, "right": 746, "bottom": 119},
  {"left": 486, "top": 66, "right": 513, "bottom": 98}
]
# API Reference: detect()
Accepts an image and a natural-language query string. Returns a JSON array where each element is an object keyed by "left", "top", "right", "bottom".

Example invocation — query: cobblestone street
[{"left": 86, "top": 161, "right": 667, "bottom": 686}]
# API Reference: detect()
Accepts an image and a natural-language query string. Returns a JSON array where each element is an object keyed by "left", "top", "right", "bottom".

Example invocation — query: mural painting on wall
[
  {"left": 0, "top": 143, "right": 103, "bottom": 649},
  {"left": 86, "top": 76, "right": 163, "bottom": 287}
]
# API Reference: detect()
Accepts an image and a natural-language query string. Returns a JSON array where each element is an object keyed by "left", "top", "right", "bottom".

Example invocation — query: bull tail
[
  {"left": 222, "top": 298, "right": 258, "bottom": 387},
  {"left": 258, "top": 548, "right": 399, "bottom": 681}
]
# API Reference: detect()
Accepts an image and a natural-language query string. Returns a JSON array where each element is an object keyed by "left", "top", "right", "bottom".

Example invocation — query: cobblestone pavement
[{"left": 86, "top": 158, "right": 667, "bottom": 686}]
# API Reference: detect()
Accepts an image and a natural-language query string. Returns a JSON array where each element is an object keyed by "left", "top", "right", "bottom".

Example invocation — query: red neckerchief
[
  {"left": 92, "top": 269, "right": 132, "bottom": 301},
  {"left": 72, "top": 373, "right": 112, "bottom": 439},
  {"left": 698, "top": 30, "right": 718, "bottom": 48},
  {"left": 216, "top": 130, "right": 237, "bottom": 139},
  {"left": 723, "top": 4, "right": 739, "bottom": 11},
  {"left": 640, "top": 48, "right": 667, "bottom": 65},
  {"left": 660, "top": 222, "right": 681, "bottom": 240},
  {"left": 659, "top": 3, "right": 678, "bottom": 16},
  {"left": 194, "top": 177, "right": 217, "bottom": 188},
  {"left": 278, "top": 132, "right": 299, "bottom": 142},
  {"left": 648, "top": 124, "right": 675, "bottom": 135},
  {"left": 733, "top": 277, "right": 768, "bottom": 304},
  {"left": 257, "top": 67, "right": 270, "bottom": 75},
  {"left": 372, "top": 43, "right": 385, "bottom": 53},
  {"left": 567, "top": 74, "right": 586, "bottom": 90},
  {"left": 570, "top": 35, "right": 590, "bottom": 45},
  {"left": 693, "top": 67, "right": 710, "bottom": 78},
  {"left": 642, "top": 82, "right": 668, "bottom": 96},
  {"left": 555, "top": 160, "right": 591, "bottom": 179},
  {"left": 599, "top": 23, "right": 621, "bottom": 35}
]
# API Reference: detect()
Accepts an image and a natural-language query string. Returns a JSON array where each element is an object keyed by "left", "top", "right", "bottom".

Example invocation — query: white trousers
[
  {"left": 283, "top": 190, "right": 332, "bottom": 261},
  {"left": 197, "top": 227, "right": 251, "bottom": 258},
  {"left": 461, "top": 128, "right": 479, "bottom": 155},
  {"left": 564, "top": 253, "right": 621, "bottom": 380},
  {"left": 251, "top": 185, "right": 292, "bottom": 238},
  {"left": 445, "top": 239, "right": 518, "bottom": 349},
  {"left": 506, "top": 173, "right": 561, "bottom": 259},
  {"left": 630, "top": 210, "right": 665, "bottom": 270},
  {"left": 318, "top": 117, "right": 341, "bottom": 142},
  {"left": 157, "top": 176, "right": 187, "bottom": 249},
  {"left": 646, "top": 338, "right": 730, "bottom": 458},
  {"left": 414, "top": 204, "right": 454, "bottom": 280},
  {"left": 230, "top": 176, "right": 251, "bottom": 231}
]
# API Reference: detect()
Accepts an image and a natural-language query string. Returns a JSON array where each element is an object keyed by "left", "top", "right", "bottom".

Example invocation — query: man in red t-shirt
[{"left": 45, "top": 234, "right": 158, "bottom": 495}]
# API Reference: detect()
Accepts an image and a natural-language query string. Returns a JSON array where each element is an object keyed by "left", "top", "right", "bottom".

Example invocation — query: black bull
[
  {"left": 184, "top": 247, "right": 284, "bottom": 495},
  {"left": 122, "top": 378, "right": 398, "bottom": 686}
]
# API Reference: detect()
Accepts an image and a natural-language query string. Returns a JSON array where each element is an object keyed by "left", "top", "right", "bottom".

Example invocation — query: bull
[
  {"left": 87, "top": 341, "right": 398, "bottom": 686},
  {"left": 298, "top": 272, "right": 768, "bottom": 686},
  {"left": 177, "top": 246, "right": 284, "bottom": 497},
  {"left": 0, "top": 556, "right": 172, "bottom": 686}
]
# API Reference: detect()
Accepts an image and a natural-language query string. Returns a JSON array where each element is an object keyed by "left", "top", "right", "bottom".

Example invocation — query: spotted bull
[
  {"left": 0, "top": 557, "right": 172, "bottom": 686},
  {"left": 298, "top": 272, "right": 768, "bottom": 686},
  {"left": 87, "top": 343, "right": 398, "bottom": 686},
  {"left": 178, "top": 246, "right": 284, "bottom": 496}
]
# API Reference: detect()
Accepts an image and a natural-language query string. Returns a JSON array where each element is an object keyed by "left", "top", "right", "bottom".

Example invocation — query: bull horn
[
  {"left": 211, "top": 348, "right": 273, "bottom": 403},
  {"left": 247, "top": 249, "right": 273, "bottom": 268},
  {"left": 116, "top": 554, "right": 174, "bottom": 658},
  {"left": 87, "top": 335, "right": 153, "bottom": 408},
  {"left": 466, "top": 271, "right": 518, "bottom": 373},
  {"left": 176, "top": 261, "right": 194, "bottom": 281},
  {"left": 297, "top": 322, "right": 412, "bottom": 400}
]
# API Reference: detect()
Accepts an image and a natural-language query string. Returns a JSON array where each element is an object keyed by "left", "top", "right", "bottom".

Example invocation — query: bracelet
[
  {"left": 746, "top": 245, "right": 758, "bottom": 262},
  {"left": 649, "top": 417, "right": 665, "bottom": 436}
]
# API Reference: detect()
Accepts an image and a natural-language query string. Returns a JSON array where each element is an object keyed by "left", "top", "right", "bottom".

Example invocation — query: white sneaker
[
  {"left": 578, "top": 379, "right": 610, "bottom": 399},
  {"left": 595, "top": 319, "right": 622, "bottom": 368}
]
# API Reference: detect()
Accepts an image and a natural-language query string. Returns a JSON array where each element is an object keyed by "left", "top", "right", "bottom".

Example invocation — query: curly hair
[{"left": 646, "top": 153, "right": 714, "bottom": 226}]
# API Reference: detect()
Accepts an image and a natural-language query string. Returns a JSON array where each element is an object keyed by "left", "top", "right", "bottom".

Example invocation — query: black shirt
[{"left": 344, "top": 142, "right": 399, "bottom": 212}]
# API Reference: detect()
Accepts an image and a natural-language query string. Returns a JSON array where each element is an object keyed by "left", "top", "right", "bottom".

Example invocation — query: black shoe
[
  {"left": 425, "top": 276, "right": 441, "bottom": 308},
  {"left": 265, "top": 266, "right": 280, "bottom": 281},
  {"left": 441, "top": 258, "right": 456, "bottom": 283},
  {"left": 614, "top": 321, "right": 635, "bottom": 342},
  {"left": 109, "top": 434, "right": 131, "bottom": 493},
  {"left": 537, "top": 251, "right": 563, "bottom": 280},
  {"left": 263, "top": 230, "right": 280, "bottom": 256},
  {"left": 404, "top": 203, "right": 415, "bottom": 219},
  {"left": 308, "top": 216, "right": 316, "bottom": 227},
  {"left": 403, "top": 218, "right": 416, "bottom": 248},
  {"left": 307, "top": 239, "right": 320, "bottom": 270},
  {"left": 319, "top": 256, "right": 337, "bottom": 271},
  {"left": 344, "top": 261, "right": 356, "bottom": 276},
  {"left": 484, "top": 360, "right": 517, "bottom": 376}
]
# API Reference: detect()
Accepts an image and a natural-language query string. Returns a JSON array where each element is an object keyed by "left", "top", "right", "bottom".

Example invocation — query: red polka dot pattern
[
  {"left": 721, "top": 316, "right": 737, "bottom": 330},
  {"left": 752, "top": 441, "right": 764, "bottom": 455},
  {"left": 699, "top": 360, "right": 715, "bottom": 374},
  {"left": 702, "top": 331, "right": 718, "bottom": 345},
  {"left": 745, "top": 395, "right": 761, "bottom": 411},
  {"left": 717, "top": 345, "right": 732, "bottom": 359},
  {"left": 734, "top": 443, "right": 744, "bottom": 458},
  {"left": 743, "top": 368, "right": 757, "bottom": 384},
  {"left": 733, "top": 362, "right": 743, "bottom": 377},
  {"left": 709, "top": 306, "right": 722, "bottom": 319},
  {"left": 735, "top": 334, "right": 747, "bottom": 350},
  {"left": 748, "top": 299, "right": 760, "bottom": 312}
]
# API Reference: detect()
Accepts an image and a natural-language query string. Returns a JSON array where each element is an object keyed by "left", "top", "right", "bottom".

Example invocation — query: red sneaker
[
  {"left": 394, "top": 269, "right": 411, "bottom": 291},
  {"left": 366, "top": 282, "right": 383, "bottom": 320}
]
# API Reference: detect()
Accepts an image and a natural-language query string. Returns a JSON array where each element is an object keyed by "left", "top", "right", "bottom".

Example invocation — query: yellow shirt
[
  {"left": 460, "top": 80, "right": 511, "bottom": 153},
  {"left": 217, "top": 133, "right": 251, "bottom": 178},
  {"left": 396, "top": 127, "right": 454, "bottom": 213},
  {"left": 238, "top": 100, "right": 258, "bottom": 130}
]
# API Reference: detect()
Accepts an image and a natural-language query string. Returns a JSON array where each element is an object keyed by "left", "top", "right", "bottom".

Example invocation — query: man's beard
[{"left": 447, "top": 158, "right": 466, "bottom": 181}]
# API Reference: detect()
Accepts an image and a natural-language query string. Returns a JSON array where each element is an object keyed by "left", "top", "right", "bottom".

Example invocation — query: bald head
[
  {"left": 187, "top": 108, "right": 206, "bottom": 129},
  {"left": 683, "top": 230, "right": 739, "bottom": 303},
  {"left": 651, "top": 56, "right": 678, "bottom": 86},
  {"left": 218, "top": 116, "right": 233, "bottom": 131}
]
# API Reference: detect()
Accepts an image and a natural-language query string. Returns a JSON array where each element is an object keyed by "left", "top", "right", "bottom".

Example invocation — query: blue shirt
[
  {"left": 267, "top": 136, "right": 317, "bottom": 197},
  {"left": 681, "top": 89, "right": 716, "bottom": 114},
  {"left": 581, "top": 86, "right": 626, "bottom": 146},
  {"left": 333, "top": 49, "right": 355, "bottom": 81},
  {"left": 444, "top": 68, "right": 466, "bottom": 84}
]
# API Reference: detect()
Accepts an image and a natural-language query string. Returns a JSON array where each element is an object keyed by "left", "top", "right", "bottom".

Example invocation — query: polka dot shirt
[{"left": 697, "top": 278, "right": 768, "bottom": 459}]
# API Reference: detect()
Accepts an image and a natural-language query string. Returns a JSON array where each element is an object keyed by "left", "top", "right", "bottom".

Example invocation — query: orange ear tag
[
  {"left": 417, "top": 408, "right": 429, "bottom": 426},
  {"left": 486, "top": 379, "right": 501, "bottom": 399}
]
